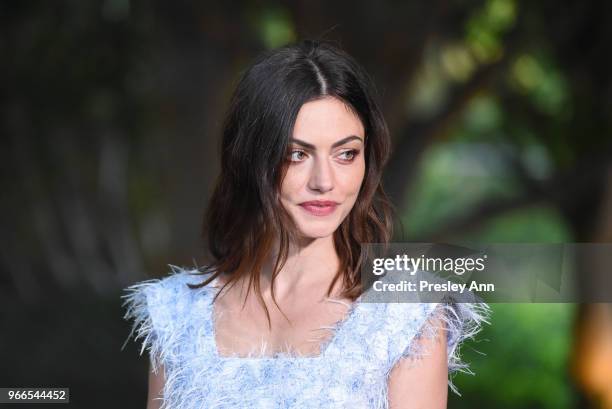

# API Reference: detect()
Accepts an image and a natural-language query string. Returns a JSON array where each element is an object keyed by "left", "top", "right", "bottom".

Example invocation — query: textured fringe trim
[
  {"left": 122, "top": 266, "right": 492, "bottom": 406},
  {"left": 121, "top": 265, "right": 201, "bottom": 409},
  {"left": 121, "top": 264, "right": 192, "bottom": 374},
  {"left": 396, "top": 302, "right": 492, "bottom": 397},
  {"left": 121, "top": 278, "right": 164, "bottom": 373}
]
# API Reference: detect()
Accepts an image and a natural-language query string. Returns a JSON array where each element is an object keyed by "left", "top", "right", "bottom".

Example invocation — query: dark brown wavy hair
[{"left": 190, "top": 39, "right": 394, "bottom": 328}]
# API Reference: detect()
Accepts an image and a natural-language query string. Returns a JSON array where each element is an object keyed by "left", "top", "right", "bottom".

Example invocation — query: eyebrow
[{"left": 290, "top": 135, "right": 364, "bottom": 150}]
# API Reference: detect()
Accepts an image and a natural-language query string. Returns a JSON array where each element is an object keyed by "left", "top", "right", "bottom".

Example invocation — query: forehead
[{"left": 292, "top": 96, "right": 364, "bottom": 144}]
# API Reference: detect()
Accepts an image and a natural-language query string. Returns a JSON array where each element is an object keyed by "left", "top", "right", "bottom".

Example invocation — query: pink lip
[{"left": 299, "top": 200, "right": 339, "bottom": 217}]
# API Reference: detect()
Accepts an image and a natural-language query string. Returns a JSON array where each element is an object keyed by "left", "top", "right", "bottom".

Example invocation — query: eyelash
[{"left": 288, "top": 149, "right": 360, "bottom": 163}]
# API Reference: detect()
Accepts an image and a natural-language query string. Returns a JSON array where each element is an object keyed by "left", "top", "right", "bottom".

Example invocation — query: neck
[{"left": 257, "top": 234, "right": 341, "bottom": 300}]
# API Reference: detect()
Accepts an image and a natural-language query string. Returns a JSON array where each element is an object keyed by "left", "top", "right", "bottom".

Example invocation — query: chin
[{"left": 294, "top": 221, "right": 339, "bottom": 240}]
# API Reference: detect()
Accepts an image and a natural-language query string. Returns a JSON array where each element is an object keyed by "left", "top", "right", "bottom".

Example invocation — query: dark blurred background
[{"left": 2, "top": 0, "right": 612, "bottom": 408}]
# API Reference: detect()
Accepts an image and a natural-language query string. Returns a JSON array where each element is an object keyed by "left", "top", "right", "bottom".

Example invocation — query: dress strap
[{"left": 122, "top": 265, "right": 218, "bottom": 371}]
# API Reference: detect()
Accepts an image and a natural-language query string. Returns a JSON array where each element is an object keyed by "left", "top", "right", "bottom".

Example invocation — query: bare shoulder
[{"left": 387, "top": 313, "right": 449, "bottom": 409}]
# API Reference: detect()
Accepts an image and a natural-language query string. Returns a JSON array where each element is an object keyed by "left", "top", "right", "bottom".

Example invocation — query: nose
[{"left": 307, "top": 157, "right": 334, "bottom": 193}]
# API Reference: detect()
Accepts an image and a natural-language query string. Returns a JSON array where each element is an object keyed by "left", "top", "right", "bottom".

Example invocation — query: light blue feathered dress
[{"left": 122, "top": 265, "right": 490, "bottom": 409}]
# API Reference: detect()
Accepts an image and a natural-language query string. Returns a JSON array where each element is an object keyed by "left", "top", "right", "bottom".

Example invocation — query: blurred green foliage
[
  {"left": 403, "top": 141, "right": 576, "bottom": 408},
  {"left": 252, "top": 6, "right": 296, "bottom": 49},
  {"left": 466, "top": 0, "right": 516, "bottom": 63},
  {"left": 401, "top": 1, "right": 581, "bottom": 406},
  {"left": 509, "top": 52, "right": 571, "bottom": 118},
  {"left": 449, "top": 303, "right": 577, "bottom": 409}
]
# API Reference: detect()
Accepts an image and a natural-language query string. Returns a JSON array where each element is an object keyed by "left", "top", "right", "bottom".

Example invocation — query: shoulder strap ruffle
[
  {"left": 387, "top": 301, "right": 491, "bottom": 396},
  {"left": 121, "top": 265, "right": 214, "bottom": 374}
]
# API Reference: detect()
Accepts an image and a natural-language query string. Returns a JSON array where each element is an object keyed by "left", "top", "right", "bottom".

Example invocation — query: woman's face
[{"left": 280, "top": 96, "right": 366, "bottom": 240}]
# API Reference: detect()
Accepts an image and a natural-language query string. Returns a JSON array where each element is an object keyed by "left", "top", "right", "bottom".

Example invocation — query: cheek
[
  {"left": 341, "top": 158, "right": 366, "bottom": 195},
  {"left": 280, "top": 168, "right": 305, "bottom": 199}
]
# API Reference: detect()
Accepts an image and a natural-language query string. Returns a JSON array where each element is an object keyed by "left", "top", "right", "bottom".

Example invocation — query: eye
[
  {"left": 288, "top": 150, "right": 307, "bottom": 162},
  {"left": 337, "top": 149, "right": 359, "bottom": 163}
]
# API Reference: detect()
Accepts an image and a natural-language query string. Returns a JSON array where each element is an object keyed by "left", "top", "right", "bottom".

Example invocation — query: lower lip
[{"left": 299, "top": 203, "right": 338, "bottom": 216}]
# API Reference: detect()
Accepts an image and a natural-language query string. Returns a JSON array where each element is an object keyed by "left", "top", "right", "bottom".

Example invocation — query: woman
[{"left": 123, "top": 39, "right": 490, "bottom": 409}]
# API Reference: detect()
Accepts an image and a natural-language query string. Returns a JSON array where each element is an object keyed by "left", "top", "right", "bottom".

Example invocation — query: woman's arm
[
  {"left": 146, "top": 363, "right": 165, "bottom": 409},
  {"left": 387, "top": 315, "right": 449, "bottom": 409}
]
